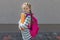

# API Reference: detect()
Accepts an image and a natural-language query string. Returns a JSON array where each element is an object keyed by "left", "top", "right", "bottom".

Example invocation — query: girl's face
[{"left": 22, "top": 5, "right": 31, "bottom": 13}]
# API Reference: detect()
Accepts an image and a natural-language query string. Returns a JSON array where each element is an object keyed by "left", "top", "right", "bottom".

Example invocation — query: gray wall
[
  {"left": 0, "top": 24, "right": 60, "bottom": 32},
  {"left": 0, "top": 0, "right": 60, "bottom": 24}
]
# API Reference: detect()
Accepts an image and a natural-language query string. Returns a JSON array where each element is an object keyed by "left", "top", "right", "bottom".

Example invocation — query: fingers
[{"left": 20, "top": 27, "right": 25, "bottom": 31}]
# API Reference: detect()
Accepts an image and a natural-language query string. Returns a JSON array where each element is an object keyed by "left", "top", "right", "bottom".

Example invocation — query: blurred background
[{"left": 0, "top": 0, "right": 60, "bottom": 40}]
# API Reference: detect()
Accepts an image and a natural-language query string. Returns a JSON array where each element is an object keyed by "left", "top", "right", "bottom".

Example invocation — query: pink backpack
[{"left": 27, "top": 14, "right": 39, "bottom": 38}]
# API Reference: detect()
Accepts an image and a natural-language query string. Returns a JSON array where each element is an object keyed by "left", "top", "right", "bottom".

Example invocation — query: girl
[{"left": 18, "top": 2, "right": 39, "bottom": 40}]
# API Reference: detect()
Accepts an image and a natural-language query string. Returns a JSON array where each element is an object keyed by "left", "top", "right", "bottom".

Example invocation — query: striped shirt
[{"left": 18, "top": 15, "right": 32, "bottom": 40}]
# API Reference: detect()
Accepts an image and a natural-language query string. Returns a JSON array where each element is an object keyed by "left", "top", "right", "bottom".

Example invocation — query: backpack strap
[{"left": 25, "top": 11, "right": 33, "bottom": 30}]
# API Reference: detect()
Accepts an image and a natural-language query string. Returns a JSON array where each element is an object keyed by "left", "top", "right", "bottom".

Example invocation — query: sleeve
[{"left": 19, "top": 15, "right": 31, "bottom": 28}]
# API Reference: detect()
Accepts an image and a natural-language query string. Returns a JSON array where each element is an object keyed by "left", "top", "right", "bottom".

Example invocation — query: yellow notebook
[{"left": 20, "top": 13, "right": 26, "bottom": 24}]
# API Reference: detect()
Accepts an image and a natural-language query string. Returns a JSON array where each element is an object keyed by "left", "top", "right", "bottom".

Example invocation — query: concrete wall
[
  {"left": 0, "top": 24, "right": 60, "bottom": 32},
  {"left": 0, "top": 0, "right": 60, "bottom": 24}
]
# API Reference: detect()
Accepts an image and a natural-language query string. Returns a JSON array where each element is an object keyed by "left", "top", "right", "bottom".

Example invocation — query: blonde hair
[{"left": 22, "top": 2, "right": 31, "bottom": 9}]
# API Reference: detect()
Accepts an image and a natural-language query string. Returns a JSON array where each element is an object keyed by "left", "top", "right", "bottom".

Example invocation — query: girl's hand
[{"left": 20, "top": 27, "right": 25, "bottom": 31}]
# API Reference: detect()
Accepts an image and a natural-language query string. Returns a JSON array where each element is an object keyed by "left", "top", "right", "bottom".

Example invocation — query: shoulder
[
  {"left": 26, "top": 15, "right": 31, "bottom": 19},
  {"left": 27, "top": 15, "right": 31, "bottom": 17}
]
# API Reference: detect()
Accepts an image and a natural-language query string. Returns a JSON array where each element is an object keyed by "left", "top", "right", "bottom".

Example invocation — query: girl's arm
[
  {"left": 18, "top": 19, "right": 25, "bottom": 31},
  {"left": 18, "top": 13, "right": 26, "bottom": 31}
]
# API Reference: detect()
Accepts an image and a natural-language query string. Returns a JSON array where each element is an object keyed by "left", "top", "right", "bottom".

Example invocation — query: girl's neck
[
  {"left": 26, "top": 10, "right": 31, "bottom": 14},
  {"left": 23, "top": 11, "right": 29, "bottom": 14},
  {"left": 24, "top": 10, "right": 32, "bottom": 14},
  {"left": 25, "top": 11, "right": 30, "bottom": 13}
]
